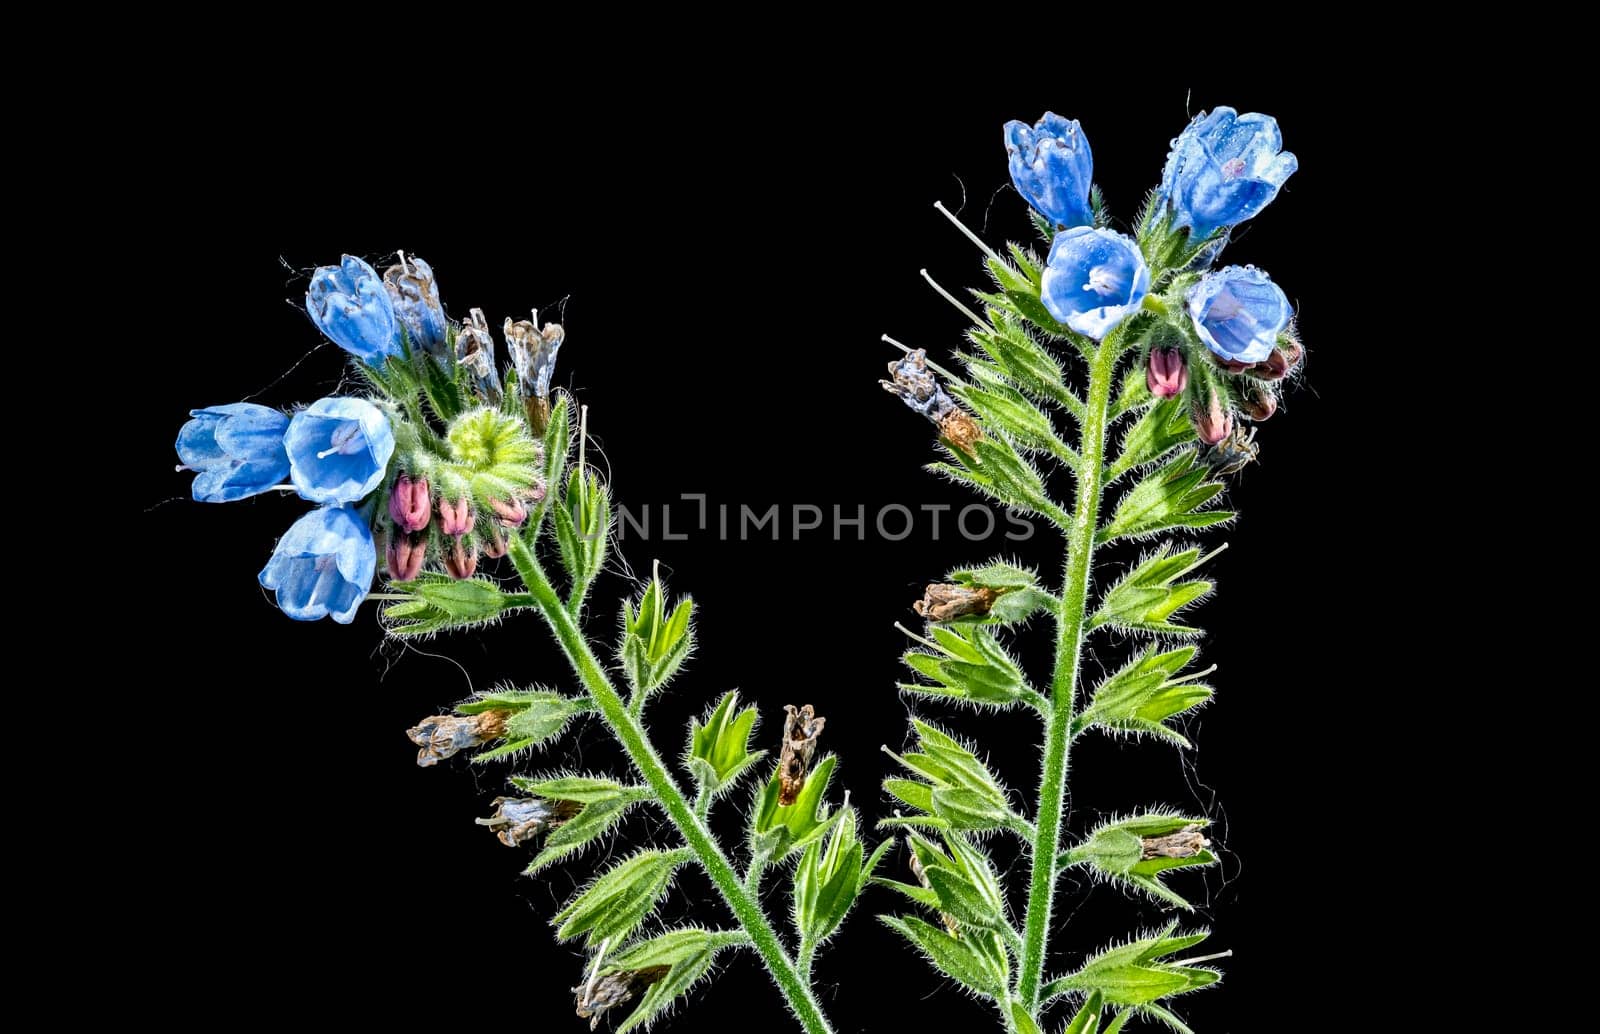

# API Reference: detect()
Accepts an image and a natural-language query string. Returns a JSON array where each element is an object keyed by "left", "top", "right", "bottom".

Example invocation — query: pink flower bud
[
  {"left": 1279, "top": 337, "right": 1303, "bottom": 372},
  {"left": 489, "top": 496, "right": 528, "bottom": 528},
  {"left": 481, "top": 524, "right": 508, "bottom": 559},
  {"left": 1240, "top": 386, "right": 1278, "bottom": 422},
  {"left": 1214, "top": 355, "right": 1252, "bottom": 375},
  {"left": 438, "top": 496, "right": 473, "bottom": 537},
  {"left": 526, "top": 482, "right": 547, "bottom": 504},
  {"left": 1145, "top": 348, "right": 1189, "bottom": 399},
  {"left": 388, "top": 473, "right": 431, "bottom": 532},
  {"left": 445, "top": 537, "right": 478, "bottom": 580},
  {"left": 1192, "top": 391, "right": 1234, "bottom": 445},
  {"left": 386, "top": 531, "right": 426, "bottom": 582}
]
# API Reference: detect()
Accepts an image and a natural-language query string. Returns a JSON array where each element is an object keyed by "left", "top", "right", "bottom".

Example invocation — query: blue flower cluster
[
  {"left": 176, "top": 252, "right": 553, "bottom": 624},
  {"left": 1002, "top": 108, "right": 1301, "bottom": 446}
]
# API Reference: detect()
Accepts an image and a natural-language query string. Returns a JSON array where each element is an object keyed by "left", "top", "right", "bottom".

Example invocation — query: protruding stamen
[
  {"left": 174, "top": 464, "right": 190, "bottom": 473},
  {"left": 893, "top": 621, "right": 944, "bottom": 652},
  {"left": 1171, "top": 950, "right": 1234, "bottom": 967},
  {"left": 397, "top": 250, "right": 410, "bottom": 274},
  {"left": 920, "top": 269, "right": 989, "bottom": 328},
  {"left": 933, "top": 201, "right": 1006, "bottom": 267},
  {"left": 316, "top": 421, "right": 365, "bottom": 459}
]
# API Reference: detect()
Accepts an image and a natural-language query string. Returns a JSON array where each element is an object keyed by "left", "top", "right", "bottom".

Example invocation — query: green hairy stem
[
  {"left": 1018, "top": 332, "right": 1120, "bottom": 1007},
  {"left": 519, "top": 559, "right": 835, "bottom": 1034}
]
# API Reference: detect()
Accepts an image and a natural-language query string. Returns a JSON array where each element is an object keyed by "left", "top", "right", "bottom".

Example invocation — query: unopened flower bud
[
  {"left": 1240, "top": 385, "right": 1277, "bottom": 422},
  {"left": 438, "top": 496, "right": 473, "bottom": 537},
  {"left": 1250, "top": 347, "right": 1290, "bottom": 381},
  {"left": 913, "top": 583, "right": 998, "bottom": 622},
  {"left": 406, "top": 709, "right": 510, "bottom": 767},
  {"left": 481, "top": 523, "right": 508, "bottom": 559},
  {"left": 1146, "top": 347, "right": 1189, "bottom": 399},
  {"left": 1141, "top": 824, "right": 1211, "bottom": 860},
  {"left": 1213, "top": 354, "right": 1252, "bottom": 375},
  {"left": 1192, "top": 390, "right": 1233, "bottom": 445},
  {"left": 445, "top": 537, "right": 478, "bottom": 580},
  {"left": 1278, "top": 337, "right": 1303, "bottom": 372},
  {"left": 574, "top": 966, "right": 671, "bottom": 1031},
  {"left": 388, "top": 473, "right": 431, "bottom": 532},
  {"left": 477, "top": 795, "right": 581, "bottom": 847},
  {"left": 489, "top": 496, "right": 528, "bottom": 527},
  {"left": 387, "top": 531, "right": 426, "bottom": 582}
]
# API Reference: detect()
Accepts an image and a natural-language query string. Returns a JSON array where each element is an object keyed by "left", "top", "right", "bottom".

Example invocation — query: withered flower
[
  {"left": 406, "top": 709, "right": 510, "bottom": 767},
  {"left": 573, "top": 965, "right": 671, "bottom": 1030},
  {"left": 1141, "top": 824, "right": 1211, "bottom": 860},
  {"left": 476, "top": 795, "right": 582, "bottom": 847},
  {"left": 913, "top": 583, "right": 998, "bottom": 622},
  {"left": 779, "top": 704, "right": 826, "bottom": 807}
]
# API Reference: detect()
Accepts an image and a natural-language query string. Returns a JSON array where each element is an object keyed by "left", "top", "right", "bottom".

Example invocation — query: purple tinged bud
[
  {"left": 1240, "top": 386, "right": 1278, "bottom": 422},
  {"left": 526, "top": 482, "right": 547, "bottom": 504},
  {"left": 387, "top": 531, "right": 426, "bottom": 582},
  {"left": 445, "top": 537, "right": 478, "bottom": 580},
  {"left": 489, "top": 496, "right": 528, "bottom": 528},
  {"left": 482, "top": 524, "right": 508, "bottom": 559},
  {"left": 1146, "top": 348, "right": 1189, "bottom": 399},
  {"left": 438, "top": 496, "right": 472, "bottom": 537},
  {"left": 1193, "top": 390, "right": 1234, "bottom": 445},
  {"left": 388, "top": 473, "right": 431, "bottom": 533}
]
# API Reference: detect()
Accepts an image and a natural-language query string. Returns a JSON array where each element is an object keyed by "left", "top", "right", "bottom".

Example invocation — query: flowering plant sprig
[
  {"left": 877, "top": 107, "right": 1302, "bottom": 1032},
  {"left": 175, "top": 254, "right": 876, "bottom": 1032}
]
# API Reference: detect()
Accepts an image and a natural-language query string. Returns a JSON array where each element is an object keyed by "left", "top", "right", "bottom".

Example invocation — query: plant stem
[
  {"left": 1017, "top": 335, "right": 1119, "bottom": 1009},
  {"left": 520, "top": 558, "right": 832, "bottom": 1034}
]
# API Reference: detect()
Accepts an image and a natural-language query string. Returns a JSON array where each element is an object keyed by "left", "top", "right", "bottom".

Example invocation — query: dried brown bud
[
  {"left": 1141, "top": 824, "right": 1210, "bottom": 860},
  {"left": 476, "top": 796, "right": 582, "bottom": 847},
  {"left": 406, "top": 709, "right": 511, "bottom": 767},
  {"left": 913, "top": 583, "right": 999, "bottom": 622},
  {"left": 938, "top": 408, "right": 984, "bottom": 457},
  {"left": 778, "top": 704, "right": 826, "bottom": 806},
  {"left": 574, "top": 966, "right": 671, "bottom": 1030}
]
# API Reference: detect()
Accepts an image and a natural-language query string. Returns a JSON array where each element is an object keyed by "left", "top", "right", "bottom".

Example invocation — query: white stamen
[
  {"left": 933, "top": 201, "right": 1006, "bottom": 267},
  {"left": 316, "top": 422, "right": 366, "bottom": 460},
  {"left": 174, "top": 464, "right": 190, "bottom": 473},
  {"left": 397, "top": 250, "right": 410, "bottom": 274},
  {"left": 584, "top": 937, "right": 613, "bottom": 1003},
  {"left": 893, "top": 621, "right": 944, "bottom": 652},
  {"left": 920, "top": 269, "right": 989, "bottom": 328},
  {"left": 1081, "top": 265, "right": 1124, "bottom": 297},
  {"left": 1170, "top": 950, "right": 1233, "bottom": 967}
]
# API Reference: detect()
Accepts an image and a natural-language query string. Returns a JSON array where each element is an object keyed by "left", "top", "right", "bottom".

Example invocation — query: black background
[{"left": 134, "top": 84, "right": 1388, "bottom": 1031}]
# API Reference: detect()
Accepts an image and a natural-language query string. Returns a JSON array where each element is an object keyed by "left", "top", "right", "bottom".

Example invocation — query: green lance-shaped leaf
[
  {"left": 541, "top": 394, "right": 571, "bottom": 501},
  {"left": 382, "top": 573, "right": 523, "bottom": 636},
  {"left": 900, "top": 623, "right": 1029, "bottom": 708},
  {"left": 553, "top": 466, "right": 612, "bottom": 588},
  {"left": 687, "top": 691, "right": 764, "bottom": 796},
  {"left": 554, "top": 849, "right": 688, "bottom": 947},
  {"left": 585, "top": 928, "right": 736, "bottom": 1034},
  {"left": 1009, "top": 1002, "right": 1045, "bottom": 1034},
  {"left": 1053, "top": 924, "right": 1220, "bottom": 1009},
  {"left": 1063, "top": 991, "right": 1106, "bottom": 1034},
  {"left": 881, "top": 721, "right": 1016, "bottom": 831},
  {"left": 940, "top": 559, "right": 1056, "bottom": 626},
  {"left": 1061, "top": 813, "right": 1216, "bottom": 911},
  {"left": 526, "top": 793, "right": 649, "bottom": 874},
  {"left": 1107, "top": 397, "right": 1197, "bottom": 482},
  {"left": 880, "top": 914, "right": 1010, "bottom": 1000},
  {"left": 1078, "top": 644, "right": 1215, "bottom": 748},
  {"left": 793, "top": 805, "right": 866, "bottom": 946},
  {"left": 952, "top": 380, "right": 1070, "bottom": 459},
  {"left": 1098, "top": 450, "right": 1231, "bottom": 546},
  {"left": 1092, "top": 542, "right": 1225, "bottom": 637},
  {"left": 619, "top": 566, "right": 695, "bottom": 698},
  {"left": 750, "top": 754, "right": 840, "bottom": 862},
  {"left": 877, "top": 830, "right": 1011, "bottom": 940},
  {"left": 966, "top": 308, "right": 1070, "bottom": 404},
  {"left": 446, "top": 687, "right": 594, "bottom": 763},
  {"left": 931, "top": 434, "right": 1058, "bottom": 519}
]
